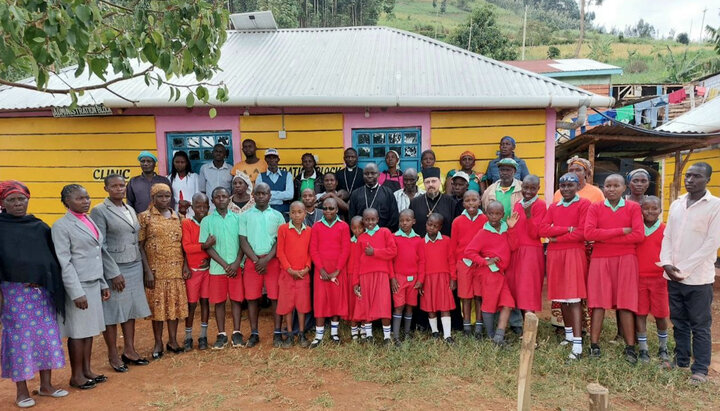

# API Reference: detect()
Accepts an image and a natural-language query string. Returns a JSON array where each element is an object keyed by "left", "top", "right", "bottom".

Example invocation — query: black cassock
[
  {"left": 336, "top": 167, "right": 364, "bottom": 196},
  {"left": 409, "top": 194, "right": 457, "bottom": 237},
  {"left": 349, "top": 184, "right": 399, "bottom": 232}
]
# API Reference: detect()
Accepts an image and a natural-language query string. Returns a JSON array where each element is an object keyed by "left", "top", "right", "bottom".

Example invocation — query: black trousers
[{"left": 667, "top": 280, "right": 713, "bottom": 375}]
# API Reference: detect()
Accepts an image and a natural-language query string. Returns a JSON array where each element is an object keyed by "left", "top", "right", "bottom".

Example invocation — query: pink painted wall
[
  {"left": 544, "top": 108, "right": 557, "bottom": 201},
  {"left": 342, "top": 110, "right": 432, "bottom": 149},
  {"left": 154, "top": 113, "right": 240, "bottom": 175}
]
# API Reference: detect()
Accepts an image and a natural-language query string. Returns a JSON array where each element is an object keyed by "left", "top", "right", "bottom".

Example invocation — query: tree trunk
[{"left": 574, "top": 0, "right": 585, "bottom": 57}]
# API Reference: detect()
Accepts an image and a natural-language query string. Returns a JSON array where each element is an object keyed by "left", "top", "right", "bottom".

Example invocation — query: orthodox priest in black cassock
[{"left": 348, "top": 163, "right": 399, "bottom": 232}]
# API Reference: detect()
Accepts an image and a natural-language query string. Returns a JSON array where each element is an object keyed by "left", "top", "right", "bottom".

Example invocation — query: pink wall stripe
[{"left": 544, "top": 108, "right": 557, "bottom": 201}]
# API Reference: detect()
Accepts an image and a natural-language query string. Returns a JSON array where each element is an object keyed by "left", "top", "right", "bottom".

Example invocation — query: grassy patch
[{"left": 312, "top": 392, "right": 335, "bottom": 408}]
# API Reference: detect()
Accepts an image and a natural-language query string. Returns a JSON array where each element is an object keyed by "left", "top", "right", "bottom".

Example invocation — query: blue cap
[{"left": 137, "top": 151, "right": 158, "bottom": 162}]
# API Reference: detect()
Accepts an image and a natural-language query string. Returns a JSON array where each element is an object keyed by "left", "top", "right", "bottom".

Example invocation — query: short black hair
[
  {"left": 103, "top": 174, "right": 125, "bottom": 186},
  {"left": 690, "top": 162, "right": 713, "bottom": 178},
  {"left": 344, "top": 147, "right": 357, "bottom": 154},
  {"left": 211, "top": 186, "right": 230, "bottom": 198},
  {"left": 60, "top": 184, "right": 85, "bottom": 207}
]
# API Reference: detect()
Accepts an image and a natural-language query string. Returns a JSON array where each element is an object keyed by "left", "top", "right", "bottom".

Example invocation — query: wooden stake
[
  {"left": 517, "top": 312, "right": 538, "bottom": 411},
  {"left": 587, "top": 383, "right": 609, "bottom": 411}
]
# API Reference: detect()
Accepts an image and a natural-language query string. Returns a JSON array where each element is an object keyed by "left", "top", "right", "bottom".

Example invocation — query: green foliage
[
  {"left": 448, "top": 4, "right": 518, "bottom": 60},
  {"left": 587, "top": 36, "right": 612, "bottom": 62},
  {"left": 0, "top": 0, "right": 229, "bottom": 108},
  {"left": 707, "top": 25, "right": 720, "bottom": 54},
  {"left": 659, "top": 45, "right": 703, "bottom": 82},
  {"left": 547, "top": 45, "right": 560, "bottom": 58},
  {"left": 231, "top": 0, "right": 396, "bottom": 28},
  {"left": 676, "top": 32, "right": 689, "bottom": 45},
  {"left": 625, "top": 18, "right": 656, "bottom": 38}
]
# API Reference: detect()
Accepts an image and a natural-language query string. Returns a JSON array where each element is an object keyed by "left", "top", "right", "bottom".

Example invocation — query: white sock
[
  {"left": 315, "top": 326, "right": 325, "bottom": 341},
  {"left": 564, "top": 327, "right": 573, "bottom": 342},
  {"left": 383, "top": 325, "right": 391, "bottom": 339},
  {"left": 351, "top": 326, "right": 359, "bottom": 339},
  {"left": 441, "top": 316, "right": 452, "bottom": 339},
  {"left": 330, "top": 321, "right": 339, "bottom": 337},
  {"left": 429, "top": 317, "right": 439, "bottom": 333},
  {"left": 364, "top": 323, "right": 373, "bottom": 338},
  {"left": 572, "top": 337, "right": 583, "bottom": 355}
]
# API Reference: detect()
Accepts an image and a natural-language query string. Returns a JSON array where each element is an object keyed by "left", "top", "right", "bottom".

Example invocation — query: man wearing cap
[
  {"left": 230, "top": 139, "right": 267, "bottom": 183},
  {"left": 450, "top": 171, "right": 470, "bottom": 217},
  {"left": 349, "top": 163, "right": 399, "bottom": 231},
  {"left": 553, "top": 155, "right": 604, "bottom": 204},
  {"left": 482, "top": 158, "right": 523, "bottom": 221},
  {"left": 484, "top": 136, "right": 530, "bottom": 186},
  {"left": 258, "top": 148, "right": 294, "bottom": 218},
  {"left": 393, "top": 168, "right": 424, "bottom": 213},
  {"left": 409, "top": 167, "right": 456, "bottom": 237},
  {"left": 198, "top": 144, "right": 233, "bottom": 201},
  {"left": 445, "top": 151, "right": 484, "bottom": 194},
  {"left": 127, "top": 151, "right": 173, "bottom": 213}
]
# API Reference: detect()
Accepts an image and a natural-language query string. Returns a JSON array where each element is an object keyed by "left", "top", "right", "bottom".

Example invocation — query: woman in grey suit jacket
[
  {"left": 90, "top": 175, "right": 151, "bottom": 373},
  {"left": 52, "top": 184, "right": 118, "bottom": 390}
]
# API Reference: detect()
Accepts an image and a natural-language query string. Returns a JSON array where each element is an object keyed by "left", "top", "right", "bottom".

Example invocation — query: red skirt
[
  {"left": 313, "top": 268, "right": 349, "bottom": 318},
  {"left": 587, "top": 255, "right": 639, "bottom": 312},
  {"left": 506, "top": 246, "right": 545, "bottom": 311},
  {"left": 480, "top": 269, "right": 515, "bottom": 312},
  {"left": 420, "top": 272, "right": 456, "bottom": 313},
  {"left": 344, "top": 271, "right": 357, "bottom": 321},
  {"left": 352, "top": 271, "right": 392, "bottom": 322},
  {"left": 547, "top": 248, "right": 587, "bottom": 301}
]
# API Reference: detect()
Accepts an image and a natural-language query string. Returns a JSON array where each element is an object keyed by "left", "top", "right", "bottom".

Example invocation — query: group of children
[{"left": 179, "top": 172, "right": 669, "bottom": 364}]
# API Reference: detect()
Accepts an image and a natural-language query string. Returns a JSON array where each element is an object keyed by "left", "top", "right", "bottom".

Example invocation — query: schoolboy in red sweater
[
  {"left": 450, "top": 190, "right": 488, "bottom": 338},
  {"left": 353, "top": 208, "right": 397, "bottom": 344},
  {"left": 391, "top": 209, "right": 426, "bottom": 343},
  {"left": 181, "top": 193, "right": 211, "bottom": 350},
  {"left": 585, "top": 174, "right": 644, "bottom": 363},
  {"left": 538, "top": 173, "right": 590, "bottom": 360},
  {"left": 276, "top": 201, "right": 313, "bottom": 348},
  {"left": 309, "top": 198, "right": 350, "bottom": 348},
  {"left": 421, "top": 213, "right": 457, "bottom": 343},
  {"left": 347, "top": 216, "right": 365, "bottom": 341},
  {"left": 505, "top": 175, "right": 546, "bottom": 313},
  {"left": 464, "top": 201, "right": 516, "bottom": 346},
  {"left": 635, "top": 195, "right": 669, "bottom": 363}
]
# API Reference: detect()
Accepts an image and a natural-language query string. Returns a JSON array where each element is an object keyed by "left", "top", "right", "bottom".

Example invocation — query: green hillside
[{"left": 378, "top": 0, "right": 718, "bottom": 84}]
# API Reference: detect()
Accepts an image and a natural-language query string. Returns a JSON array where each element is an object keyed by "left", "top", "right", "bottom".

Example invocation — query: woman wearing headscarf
[
  {"left": 53, "top": 184, "right": 117, "bottom": 390},
  {"left": 445, "top": 151, "right": 484, "bottom": 194},
  {"left": 378, "top": 150, "right": 403, "bottom": 192},
  {"left": 0, "top": 181, "right": 67, "bottom": 407},
  {"left": 552, "top": 156, "right": 605, "bottom": 204},
  {"left": 90, "top": 174, "right": 151, "bottom": 373},
  {"left": 416, "top": 149, "right": 445, "bottom": 193},
  {"left": 484, "top": 136, "right": 530, "bottom": 185},
  {"left": 625, "top": 168, "right": 651, "bottom": 203},
  {"left": 139, "top": 183, "right": 189, "bottom": 359},
  {"left": 229, "top": 172, "right": 255, "bottom": 215}
]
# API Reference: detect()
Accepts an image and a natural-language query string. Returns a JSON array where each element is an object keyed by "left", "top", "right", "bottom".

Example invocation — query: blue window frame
[
  {"left": 166, "top": 131, "right": 233, "bottom": 174},
  {"left": 352, "top": 128, "right": 421, "bottom": 172}
]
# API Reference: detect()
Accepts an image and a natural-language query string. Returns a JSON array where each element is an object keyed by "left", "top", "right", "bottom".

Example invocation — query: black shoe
[
  {"left": 393, "top": 338, "right": 402, "bottom": 347},
  {"left": 92, "top": 374, "right": 108, "bottom": 383},
  {"left": 212, "top": 334, "right": 228, "bottom": 350},
  {"left": 639, "top": 349, "right": 651, "bottom": 363},
  {"left": 166, "top": 343, "right": 184, "bottom": 354},
  {"left": 431, "top": 332, "right": 440, "bottom": 339},
  {"left": 444, "top": 336, "right": 456, "bottom": 345},
  {"left": 309, "top": 338, "right": 323, "bottom": 349},
  {"left": 463, "top": 329, "right": 472, "bottom": 337},
  {"left": 624, "top": 346, "right": 638, "bottom": 365},
  {"left": 273, "top": 333, "right": 284, "bottom": 348},
  {"left": 492, "top": 338, "right": 507, "bottom": 348},
  {"left": 474, "top": 330, "right": 484, "bottom": 341},
  {"left": 70, "top": 379, "right": 96, "bottom": 390},
  {"left": 121, "top": 354, "right": 149, "bottom": 366},
  {"left": 658, "top": 348, "right": 670, "bottom": 362},
  {"left": 331, "top": 335, "right": 341, "bottom": 345},
  {"left": 282, "top": 335, "right": 294, "bottom": 348},
  {"left": 197, "top": 337, "right": 209, "bottom": 350},
  {"left": 383, "top": 337, "right": 393, "bottom": 346},
  {"left": 299, "top": 333, "right": 311, "bottom": 348},
  {"left": 151, "top": 350, "right": 164, "bottom": 360},
  {"left": 183, "top": 338, "right": 193, "bottom": 352},
  {"left": 567, "top": 352, "right": 583, "bottom": 362},
  {"left": 245, "top": 333, "right": 260, "bottom": 348},
  {"left": 111, "top": 362, "right": 128, "bottom": 373},
  {"left": 232, "top": 332, "right": 245, "bottom": 348},
  {"left": 511, "top": 326, "right": 523, "bottom": 336},
  {"left": 589, "top": 344, "right": 601, "bottom": 358}
]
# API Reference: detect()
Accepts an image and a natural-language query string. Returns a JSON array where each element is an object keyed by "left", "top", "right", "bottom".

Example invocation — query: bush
[
  {"left": 547, "top": 46, "right": 561, "bottom": 59},
  {"left": 626, "top": 59, "right": 649, "bottom": 73},
  {"left": 676, "top": 32, "right": 689, "bottom": 45},
  {"left": 618, "top": 32, "right": 624, "bottom": 42}
]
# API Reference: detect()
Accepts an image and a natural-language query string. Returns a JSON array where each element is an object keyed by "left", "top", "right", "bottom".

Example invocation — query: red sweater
[
  {"left": 353, "top": 227, "right": 397, "bottom": 285},
  {"left": 310, "top": 220, "right": 351, "bottom": 273},
  {"left": 393, "top": 235, "right": 426, "bottom": 281},
  {"left": 512, "top": 200, "right": 546, "bottom": 247},
  {"left": 450, "top": 212, "right": 488, "bottom": 262},
  {"left": 538, "top": 198, "right": 591, "bottom": 250},
  {"left": 424, "top": 235, "right": 457, "bottom": 279},
  {"left": 464, "top": 226, "right": 514, "bottom": 273},
  {"left": 584, "top": 201, "right": 644, "bottom": 257},
  {"left": 636, "top": 223, "right": 665, "bottom": 277},
  {"left": 277, "top": 224, "right": 313, "bottom": 271},
  {"left": 348, "top": 240, "right": 362, "bottom": 276},
  {"left": 182, "top": 218, "right": 208, "bottom": 270}
]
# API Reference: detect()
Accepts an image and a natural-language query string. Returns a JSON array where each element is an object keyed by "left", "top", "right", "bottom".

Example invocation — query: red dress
[
  {"left": 345, "top": 239, "right": 362, "bottom": 321},
  {"left": 352, "top": 228, "right": 397, "bottom": 321},
  {"left": 451, "top": 212, "right": 488, "bottom": 299},
  {"left": 276, "top": 224, "right": 313, "bottom": 315},
  {"left": 420, "top": 235, "right": 456, "bottom": 312},
  {"left": 585, "top": 201, "right": 644, "bottom": 312},
  {"left": 464, "top": 225, "right": 516, "bottom": 312},
  {"left": 505, "top": 199, "right": 546, "bottom": 311},
  {"left": 392, "top": 234, "right": 425, "bottom": 307},
  {"left": 310, "top": 220, "right": 351, "bottom": 318},
  {"left": 636, "top": 223, "right": 669, "bottom": 318},
  {"left": 538, "top": 198, "right": 590, "bottom": 301}
]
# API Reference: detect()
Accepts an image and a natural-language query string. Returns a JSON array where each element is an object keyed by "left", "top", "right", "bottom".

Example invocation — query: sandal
[
  {"left": 151, "top": 350, "right": 164, "bottom": 360},
  {"left": 16, "top": 398, "right": 35, "bottom": 408},
  {"left": 35, "top": 388, "right": 69, "bottom": 398},
  {"left": 689, "top": 373, "right": 708, "bottom": 385}
]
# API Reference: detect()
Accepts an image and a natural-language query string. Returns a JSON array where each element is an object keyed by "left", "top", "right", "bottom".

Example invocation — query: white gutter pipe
[{"left": 556, "top": 104, "right": 588, "bottom": 129}]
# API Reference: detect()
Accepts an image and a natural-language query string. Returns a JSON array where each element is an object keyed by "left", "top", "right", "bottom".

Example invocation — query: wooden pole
[
  {"left": 587, "top": 383, "right": 609, "bottom": 411},
  {"left": 517, "top": 312, "right": 538, "bottom": 411},
  {"left": 588, "top": 142, "right": 596, "bottom": 183}
]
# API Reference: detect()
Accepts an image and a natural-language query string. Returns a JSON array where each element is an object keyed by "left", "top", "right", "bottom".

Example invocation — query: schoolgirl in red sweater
[
  {"left": 352, "top": 208, "right": 397, "bottom": 344},
  {"left": 391, "top": 209, "right": 425, "bottom": 342},
  {"left": 585, "top": 174, "right": 644, "bottom": 363},
  {"left": 538, "top": 173, "right": 590, "bottom": 360},
  {"left": 309, "top": 198, "right": 350, "bottom": 348},
  {"left": 505, "top": 175, "right": 546, "bottom": 313},
  {"left": 450, "top": 190, "right": 488, "bottom": 338},
  {"left": 421, "top": 213, "right": 457, "bottom": 344}
]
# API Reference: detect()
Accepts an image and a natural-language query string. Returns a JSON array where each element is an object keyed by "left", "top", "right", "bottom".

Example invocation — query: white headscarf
[{"left": 233, "top": 171, "right": 253, "bottom": 196}]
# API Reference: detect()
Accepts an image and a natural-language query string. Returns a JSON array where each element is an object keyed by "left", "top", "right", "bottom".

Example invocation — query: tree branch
[{"left": 0, "top": 66, "right": 154, "bottom": 94}]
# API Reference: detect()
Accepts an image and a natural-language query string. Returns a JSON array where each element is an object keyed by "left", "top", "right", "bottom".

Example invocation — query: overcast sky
[{"left": 591, "top": 1, "right": 720, "bottom": 41}]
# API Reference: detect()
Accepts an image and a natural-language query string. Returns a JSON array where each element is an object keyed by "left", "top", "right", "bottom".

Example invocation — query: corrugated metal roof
[
  {"left": 503, "top": 59, "right": 622, "bottom": 76},
  {"left": 656, "top": 97, "right": 720, "bottom": 133},
  {"left": 0, "top": 27, "right": 614, "bottom": 111}
]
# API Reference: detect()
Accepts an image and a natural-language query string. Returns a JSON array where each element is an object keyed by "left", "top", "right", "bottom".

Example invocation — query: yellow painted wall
[
  {"left": 239, "top": 114, "right": 344, "bottom": 176},
  {"left": 0, "top": 116, "right": 157, "bottom": 224},
  {"left": 430, "top": 110, "right": 547, "bottom": 196}
]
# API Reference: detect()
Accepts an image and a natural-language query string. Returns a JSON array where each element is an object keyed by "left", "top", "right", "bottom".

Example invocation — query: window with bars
[
  {"left": 352, "top": 128, "right": 421, "bottom": 171},
  {"left": 166, "top": 131, "right": 233, "bottom": 174}
]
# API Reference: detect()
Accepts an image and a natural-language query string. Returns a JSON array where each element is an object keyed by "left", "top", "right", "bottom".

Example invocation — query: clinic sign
[{"left": 52, "top": 105, "right": 113, "bottom": 117}]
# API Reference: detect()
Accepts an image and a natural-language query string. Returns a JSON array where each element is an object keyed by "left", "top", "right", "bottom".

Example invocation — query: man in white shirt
[
  {"left": 660, "top": 162, "right": 720, "bottom": 384},
  {"left": 198, "top": 144, "right": 233, "bottom": 196},
  {"left": 393, "top": 168, "right": 424, "bottom": 213}
]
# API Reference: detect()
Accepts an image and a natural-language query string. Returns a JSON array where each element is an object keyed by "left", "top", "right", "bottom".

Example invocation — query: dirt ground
[{"left": 2, "top": 277, "right": 719, "bottom": 411}]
